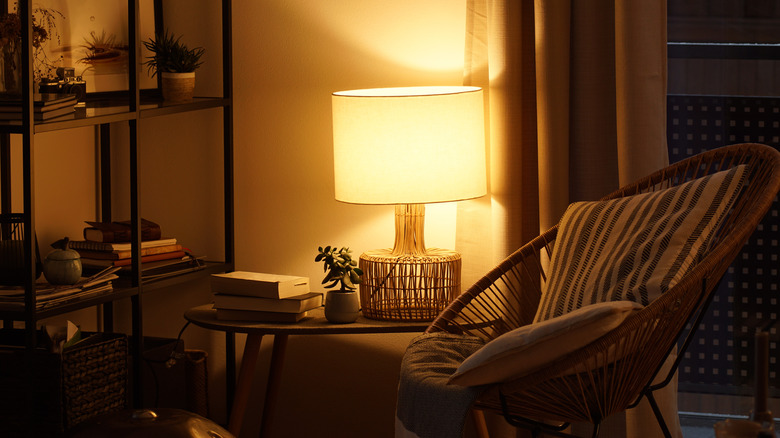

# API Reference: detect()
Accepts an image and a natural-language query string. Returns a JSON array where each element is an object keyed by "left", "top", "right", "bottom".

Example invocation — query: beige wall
[
  {"left": 19, "top": 1, "right": 469, "bottom": 438},
  {"left": 17, "top": 1, "right": 467, "bottom": 437},
  {"left": 226, "top": 2, "right": 467, "bottom": 436}
]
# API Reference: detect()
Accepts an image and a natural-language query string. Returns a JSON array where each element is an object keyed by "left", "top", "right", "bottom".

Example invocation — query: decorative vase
[
  {"left": 324, "top": 290, "right": 360, "bottom": 323},
  {"left": 1, "top": 43, "right": 20, "bottom": 95},
  {"left": 43, "top": 247, "right": 82, "bottom": 285},
  {"left": 161, "top": 72, "right": 195, "bottom": 103}
]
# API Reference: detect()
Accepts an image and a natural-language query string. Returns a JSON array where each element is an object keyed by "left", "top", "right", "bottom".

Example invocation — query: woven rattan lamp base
[{"left": 359, "top": 248, "right": 461, "bottom": 321}]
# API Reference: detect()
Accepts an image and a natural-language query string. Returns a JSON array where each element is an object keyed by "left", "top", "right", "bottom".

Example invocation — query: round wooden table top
[{"left": 184, "top": 304, "right": 432, "bottom": 335}]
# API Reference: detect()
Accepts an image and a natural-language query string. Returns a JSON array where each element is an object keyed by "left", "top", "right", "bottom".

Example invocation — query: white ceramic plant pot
[
  {"left": 324, "top": 290, "right": 360, "bottom": 323},
  {"left": 161, "top": 72, "right": 195, "bottom": 103}
]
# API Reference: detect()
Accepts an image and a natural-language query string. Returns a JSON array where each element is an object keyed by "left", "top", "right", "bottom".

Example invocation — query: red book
[{"left": 83, "top": 218, "right": 162, "bottom": 243}]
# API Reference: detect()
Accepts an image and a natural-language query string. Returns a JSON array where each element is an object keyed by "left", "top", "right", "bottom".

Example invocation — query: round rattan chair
[{"left": 426, "top": 143, "right": 780, "bottom": 437}]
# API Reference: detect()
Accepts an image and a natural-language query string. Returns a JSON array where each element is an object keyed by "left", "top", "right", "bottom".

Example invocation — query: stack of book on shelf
[
  {"left": 0, "top": 266, "right": 121, "bottom": 311},
  {"left": 0, "top": 93, "right": 78, "bottom": 121},
  {"left": 210, "top": 272, "right": 321, "bottom": 322},
  {"left": 70, "top": 218, "right": 205, "bottom": 281}
]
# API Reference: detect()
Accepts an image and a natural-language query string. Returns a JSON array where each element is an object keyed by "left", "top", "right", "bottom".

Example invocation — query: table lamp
[{"left": 331, "top": 86, "right": 486, "bottom": 321}]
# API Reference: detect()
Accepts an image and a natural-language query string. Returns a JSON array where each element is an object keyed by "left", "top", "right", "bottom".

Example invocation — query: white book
[
  {"left": 212, "top": 292, "right": 323, "bottom": 313},
  {"left": 210, "top": 271, "right": 310, "bottom": 299}
]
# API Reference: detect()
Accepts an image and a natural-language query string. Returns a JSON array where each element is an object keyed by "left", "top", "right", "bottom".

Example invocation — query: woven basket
[
  {"left": 359, "top": 248, "right": 461, "bottom": 321},
  {"left": 161, "top": 72, "right": 195, "bottom": 103},
  {"left": 0, "top": 213, "right": 42, "bottom": 285},
  {"left": 0, "top": 332, "right": 129, "bottom": 436}
]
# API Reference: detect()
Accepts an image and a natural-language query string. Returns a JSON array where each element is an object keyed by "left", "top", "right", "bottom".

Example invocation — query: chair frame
[{"left": 426, "top": 143, "right": 780, "bottom": 438}]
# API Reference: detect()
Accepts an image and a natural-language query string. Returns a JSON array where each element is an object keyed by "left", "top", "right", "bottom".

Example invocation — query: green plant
[
  {"left": 315, "top": 245, "right": 363, "bottom": 291},
  {"left": 78, "top": 30, "right": 127, "bottom": 66},
  {"left": 0, "top": 5, "right": 64, "bottom": 85},
  {"left": 142, "top": 30, "right": 204, "bottom": 76}
]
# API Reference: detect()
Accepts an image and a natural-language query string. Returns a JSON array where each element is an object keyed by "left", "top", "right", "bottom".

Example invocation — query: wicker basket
[
  {"left": 0, "top": 331, "right": 129, "bottom": 436},
  {"left": 0, "top": 213, "right": 42, "bottom": 285},
  {"left": 359, "top": 248, "right": 461, "bottom": 321}
]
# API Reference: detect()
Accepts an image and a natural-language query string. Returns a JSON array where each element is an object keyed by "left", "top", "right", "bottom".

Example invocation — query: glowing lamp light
[{"left": 331, "top": 86, "right": 486, "bottom": 321}]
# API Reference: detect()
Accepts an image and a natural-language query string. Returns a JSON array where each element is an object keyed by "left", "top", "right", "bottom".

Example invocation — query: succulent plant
[
  {"left": 315, "top": 245, "right": 363, "bottom": 291},
  {"left": 143, "top": 30, "right": 204, "bottom": 76}
]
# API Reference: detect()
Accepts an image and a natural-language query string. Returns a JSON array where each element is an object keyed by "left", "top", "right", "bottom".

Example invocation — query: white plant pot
[
  {"left": 161, "top": 72, "right": 195, "bottom": 103},
  {"left": 324, "top": 290, "right": 360, "bottom": 323}
]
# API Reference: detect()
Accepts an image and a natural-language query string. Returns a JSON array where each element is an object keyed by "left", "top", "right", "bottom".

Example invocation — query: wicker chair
[{"left": 426, "top": 143, "right": 780, "bottom": 437}]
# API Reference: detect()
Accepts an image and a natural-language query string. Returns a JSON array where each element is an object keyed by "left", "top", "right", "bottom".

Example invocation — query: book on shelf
[
  {"left": 214, "top": 307, "right": 309, "bottom": 323},
  {"left": 0, "top": 266, "right": 120, "bottom": 310},
  {"left": 0, "top": 93, "right": 77, "bottom": 110},
  {"left": 83, "top": 218, "right": 162, "bottom": 243},
  {"left": 210, "top": 271, "right": 310, "bottom": 299},
  {"left": 81, "top": 253, "right": 206, "bottom": 279},
  {"left": 74, "top": 244, "right": 183, "bottom": 260},
  {"left": 80, "top": 250, "right": 188, "bottom": 268},
  {"left": 68, "top": 237, "right": 178, "bottom": 252},
  {"left": 141, "top": 255, "right": 206, "bottom": 282},
  {"left": 212, "top": 292, "right": 323, "bottom": 314},
  {"left": 0, "top": 105, "right": 76, "bottom": 121}
]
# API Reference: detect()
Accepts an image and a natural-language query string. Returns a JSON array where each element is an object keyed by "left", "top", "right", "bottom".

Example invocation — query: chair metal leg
[
  {"left": 645, "top": 391, "right": 672, "bottom": 438},
  {"left": 590, "top": 422, "right": 600, "bottom": 438}
]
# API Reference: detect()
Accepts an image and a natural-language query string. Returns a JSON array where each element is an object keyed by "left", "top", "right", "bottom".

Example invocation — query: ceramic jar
[
  {"left": 43, "top": 247, "right": 82, "bottom": 285},
  {"left": 324, "top": 290, "right": 360, "bottom": 323}
]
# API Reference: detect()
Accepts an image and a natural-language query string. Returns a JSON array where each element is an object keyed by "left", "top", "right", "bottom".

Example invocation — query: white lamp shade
[{"left": 332, "top": 86, "right": 487, "bottom": 205}]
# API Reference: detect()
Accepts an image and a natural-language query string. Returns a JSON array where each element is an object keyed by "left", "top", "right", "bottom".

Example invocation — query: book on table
[
  {"left": 210, "top": 272, "right": 310, "bottom": 299},
  {"left": 214, "top": 307, "right": 309, "bottom": 323},
  {"left": 212, "top": 292, "right": 323, "bottom": 314}
]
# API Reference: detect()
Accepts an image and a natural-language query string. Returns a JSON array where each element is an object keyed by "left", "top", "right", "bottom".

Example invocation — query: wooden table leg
[
  {"left": 228, "top": 333, "right": 264, "bottom": 436},
  {"left": 259, "top": 334, "right": 289, "bottom": 438},
  {"left": 226, "top": 332, "right": 236, "bottom": 414}
]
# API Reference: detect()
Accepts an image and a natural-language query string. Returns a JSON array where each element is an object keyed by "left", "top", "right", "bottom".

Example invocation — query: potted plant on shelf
[
  {"left": 315, "top": 245, "right": 363, "bottom": 323},
  {"left": 142, "top": 30, "right": 204, "bottom": 103},
  {"left": 0, "top": 5, "right": 63, "bottom": 95}
]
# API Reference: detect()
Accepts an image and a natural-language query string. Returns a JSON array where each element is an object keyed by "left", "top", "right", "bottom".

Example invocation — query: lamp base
[{"left": 359, "top": 248, "right": 461, "bottom": 321}]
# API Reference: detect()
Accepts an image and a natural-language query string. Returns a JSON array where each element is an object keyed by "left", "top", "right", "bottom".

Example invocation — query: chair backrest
[{"left": 427, "top": 143, "right": 780, "bottom": 425}]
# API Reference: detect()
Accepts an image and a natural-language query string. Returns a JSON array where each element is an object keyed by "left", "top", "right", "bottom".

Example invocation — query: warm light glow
[
  {"left": 296, "top": 0, "right": 467, "bottom": 72},
  {"left": 332, "top": 86, "right": 487, "bottom": 205}
]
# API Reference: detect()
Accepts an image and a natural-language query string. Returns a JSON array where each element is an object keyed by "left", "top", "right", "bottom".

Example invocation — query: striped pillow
[{"left": 534, "top": 165, "right": 747, "bottom": 322}]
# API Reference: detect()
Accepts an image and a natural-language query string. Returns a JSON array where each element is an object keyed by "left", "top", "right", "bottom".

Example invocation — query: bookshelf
[{"left": 0, "top": 0, "right": 234, "bottom": 415}]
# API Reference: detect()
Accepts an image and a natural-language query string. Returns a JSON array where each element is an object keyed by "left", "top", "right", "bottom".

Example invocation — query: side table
[{"left": 184, "top": 304, "right": 430, "bottom": 437}]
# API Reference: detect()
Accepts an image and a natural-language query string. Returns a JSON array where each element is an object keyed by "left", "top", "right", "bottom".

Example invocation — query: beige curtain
[{"left": 457, "top": 0, "right": 676, "bottom": 437}]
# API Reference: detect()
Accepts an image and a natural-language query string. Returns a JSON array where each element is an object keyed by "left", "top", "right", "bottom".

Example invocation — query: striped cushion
[{"left": 534, "top": 165, "right": 747, "bottom": 322}]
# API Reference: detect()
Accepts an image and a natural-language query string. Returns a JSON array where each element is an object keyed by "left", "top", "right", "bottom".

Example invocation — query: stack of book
[
  {"left": 70, "top": 219, "right": 204, "bottom": 280},
  {"left": 0, "top": 93, "right": 77, "bottom": 121},
  {"left": 70, "top": 237, "right": 184, "bottom": 269},
  {"left": 210, "top": 272, "right": 321, "bottom": 322},
  {"left": 0, "top": 266, "right": 120, "bottom": 311}
]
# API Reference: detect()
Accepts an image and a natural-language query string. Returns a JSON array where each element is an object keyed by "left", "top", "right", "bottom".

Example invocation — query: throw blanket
[{"left": 395, "top": 332, "right": 486, "bottom": 438}]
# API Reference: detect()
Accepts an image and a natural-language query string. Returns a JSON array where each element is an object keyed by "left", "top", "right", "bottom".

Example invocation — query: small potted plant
[
  {"left": 142, "top": 30, "right": 204, "bottom": 103},
  {"left": 315, "top": 245, "right": 363, "bottom": 323},
  {"left": 0, "top": 5, "right": 63, "bottom": 95}
]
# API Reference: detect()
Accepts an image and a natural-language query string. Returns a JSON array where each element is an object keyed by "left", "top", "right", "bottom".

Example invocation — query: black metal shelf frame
[{"left": 0, "top": 0, "right": 235, "bottom": 409}]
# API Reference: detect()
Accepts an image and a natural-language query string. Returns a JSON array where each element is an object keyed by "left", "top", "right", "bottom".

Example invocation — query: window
[{"left": 667, "top": 0, "right": 780, "bottom": 414}]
